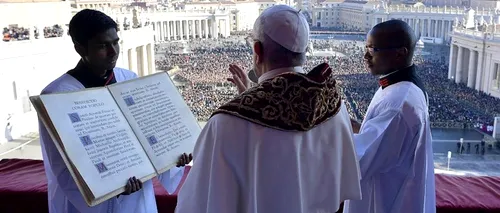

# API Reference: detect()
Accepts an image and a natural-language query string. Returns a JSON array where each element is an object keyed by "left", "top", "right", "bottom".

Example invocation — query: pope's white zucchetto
[{"left": 254, "top": 5, "right": 310, "bottom": 53}]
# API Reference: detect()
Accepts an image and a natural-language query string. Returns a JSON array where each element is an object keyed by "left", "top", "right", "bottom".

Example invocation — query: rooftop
[{"left": 0, "top": 0, "right": 63, "bottom": 2}]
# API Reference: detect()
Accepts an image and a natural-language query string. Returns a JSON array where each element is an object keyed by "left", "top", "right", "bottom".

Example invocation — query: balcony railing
[
  {"left": 377, "top": 5, "right": 495, "bottom": 16},
  {"left": 452, "top": 28, "right": 500, "bottom": 42}
]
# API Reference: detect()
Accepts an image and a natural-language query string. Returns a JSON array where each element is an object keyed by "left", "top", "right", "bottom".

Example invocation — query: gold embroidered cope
[{"left": 212, "top": 63, "right": 342, "bottom": 131}]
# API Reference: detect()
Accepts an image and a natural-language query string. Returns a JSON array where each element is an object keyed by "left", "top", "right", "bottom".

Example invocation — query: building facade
[
  {"left": 183, "top": 0, "right": 276, "bottom": 31},
  {"left": 0, "top": 1, "right": 71, "bottom": 29},
  {"left": 312, "top": 2, "right": 500, "bottom": 42},
  {"left": 425, "top": 0, "right": 500, "bottom": 9},
  {"left": 0, "top": 2, "right": 156, "bottom": 143},
  {"left": 115, "top": 7, "right": 233, "bottom": 41},
  {"left": 448, "top": 26, "right": 500, "bottom": 98}
]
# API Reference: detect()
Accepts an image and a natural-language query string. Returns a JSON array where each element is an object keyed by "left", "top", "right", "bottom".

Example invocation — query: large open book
[{"left": 30, "top": 72, "right": 201, "bottom": 207}]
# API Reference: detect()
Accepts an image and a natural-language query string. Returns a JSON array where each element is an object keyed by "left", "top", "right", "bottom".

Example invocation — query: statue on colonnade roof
[
  {"left": 132, "top": 7, "right": 141, "bottom": 28},
  {"left": 412, "top": 2, "right": 425, "bottom": 8}
]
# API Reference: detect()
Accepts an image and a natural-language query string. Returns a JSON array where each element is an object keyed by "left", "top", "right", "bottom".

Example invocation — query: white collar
[{"left": 258, "top": 66, "right": 305, "bottom": 83}]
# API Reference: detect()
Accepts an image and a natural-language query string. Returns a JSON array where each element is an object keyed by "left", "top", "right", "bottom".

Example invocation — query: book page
[
  {"left": 108, "top": 72, "right": 201, "bottom": 173},
  {"left": 39, "top": 88, "right": 156, "bottom": 200},
  {"left": 31, "top": 96, "right": 95, "bottom": 205}
]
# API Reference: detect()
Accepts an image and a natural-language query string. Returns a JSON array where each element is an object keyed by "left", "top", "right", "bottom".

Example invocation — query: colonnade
[
  {"left": 120, "top": 43, "right": 155, "bottom": 77},
  {"left": 448, "top": 27, "right": 500, "bottom": 96},
  {"left": 448, "top": 43, "right": 484, "bottom": 90},
  {"left": 373, "top": 17, "right": 454, "bottom": 42},
  {"left": 151, "top": 17, "right": 231, "bottom": 41}
]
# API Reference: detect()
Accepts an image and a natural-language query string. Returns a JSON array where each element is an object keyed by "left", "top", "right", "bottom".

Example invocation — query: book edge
[{"left": 30, "top": 95, "right": 96, "bottom": 206}]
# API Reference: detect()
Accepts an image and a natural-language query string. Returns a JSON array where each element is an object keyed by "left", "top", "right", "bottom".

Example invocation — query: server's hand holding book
[
  {"left": 117, "top": 153, "right": 192, "bottom": 198},
  {"left": 30, "top": 72, "right": 201, "bottom": 206}
]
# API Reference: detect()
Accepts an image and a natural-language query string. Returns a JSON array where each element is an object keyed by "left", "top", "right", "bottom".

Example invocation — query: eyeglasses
[{"left": 365, "top": 46, "right": 403, "bottom": 54}]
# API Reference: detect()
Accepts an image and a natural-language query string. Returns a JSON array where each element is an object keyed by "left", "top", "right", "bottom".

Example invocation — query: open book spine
[
  {"left": 105, "top": 85, "right": 159, "bottom": 176},
  {"left": 106, "top": 71, "right": 200, "bottom": 174}
]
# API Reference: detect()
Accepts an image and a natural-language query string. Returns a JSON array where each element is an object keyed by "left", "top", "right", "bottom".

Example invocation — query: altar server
[
  {"left": 176, "top": 5, "right": 361, "bottom": 213},
  {"left": 344, "top": 20, "right": 436, "bottom": 213},
  {"left": 38, "top": 9, "right": 191, "bottom": 213}
]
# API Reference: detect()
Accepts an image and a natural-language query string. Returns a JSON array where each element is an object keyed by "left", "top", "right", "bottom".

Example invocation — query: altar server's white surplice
[
  {"left": 343, "top": 81, "right": 436, "bottom": 213},
  {"left": 176, "top": 65, "right": 362, "bottom": 213},
  {"left": 39, "top": 67, "right": 185, "bottom": 213}
]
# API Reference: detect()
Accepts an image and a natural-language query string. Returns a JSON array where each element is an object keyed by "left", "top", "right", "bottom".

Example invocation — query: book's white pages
[
  {"left": 108, "top": 72, "right": 201, "bottom": 173},
  {"left": 39, "top": 88, "right": 156, "bottom": 200}
]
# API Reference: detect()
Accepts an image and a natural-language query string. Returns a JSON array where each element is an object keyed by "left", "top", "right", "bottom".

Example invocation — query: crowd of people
[
  {"left": 2, "top": 26, "right": 30, "bottom": 41},
  {"left": 2, "top": 25, "right": 65, "bottom": 41},
  {"left": 155, "top": 37, "right": 500, "bottom": 127},
  {"left": 43, "top": 25, "right": 65, "bottom": 38}
]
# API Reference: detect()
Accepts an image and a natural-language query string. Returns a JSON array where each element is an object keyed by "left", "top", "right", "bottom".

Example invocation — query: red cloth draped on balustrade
[{"left": 1, "top": 158, "right": 500, "bottom": 213}]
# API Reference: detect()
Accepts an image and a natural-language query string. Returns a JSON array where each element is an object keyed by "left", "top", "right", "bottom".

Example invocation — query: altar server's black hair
[{"left": 69, "top": 9, "right": 118, "bottom": 46}]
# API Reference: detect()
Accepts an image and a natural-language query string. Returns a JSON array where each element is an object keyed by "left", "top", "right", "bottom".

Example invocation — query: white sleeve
[
  {"left": 39, "top": 122, "right": 109, "bottom": 212},
  {"left": 353, "top": 109, "right": 410, "bottom": 179},
  {"left": 175, "top": 116, "right": 240, "bottom": 213}
]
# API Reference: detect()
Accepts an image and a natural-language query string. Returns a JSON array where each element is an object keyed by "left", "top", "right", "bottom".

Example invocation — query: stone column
[
  {"left": 449, "top": 21, "right": 452, "bottom": 40},
  {"left": 213, "top": 18, "right": 218, "bottom": 39},
  {"left": 467, "top": 50, "right": 477, "bottom": 88},
  {"left": 204, "top": 19, "right": 209, "bottom": 38},
  {"left": 159, "top": 21, "right": 166, "bottom": 41},
  {"left": 441, "top": 20, "right": 446, "bottom": 40},
  {"left": 166, "top": 21, "right": 170, "bottom": 40},
  {"left": 448, "top": 44, "right": 457, "bottom": 79},
  {"left": 160, "top": 22, "right": 164, "bottom": 40},
  {"left": 159, "top": 22, "right": 163, "bottom": 41},
  {"left": 179, "top": 20, "right": 184, "bottom": 40},
  {"left": 415, "top": 19, "right": 419, "bottom": 37},
  {"left": 235, "top": 11, "right": 240, "bottom": 31},
  {"left": 427, "top": 19, "right": 432, "bottom": 37},
  {"left": 184, "top": 20, "right": 189, "bottom": 39},
  {"left": 154, "top": 22, "right": 158, "bottom": 41},
  {"left": 411, "top": 19, "right": 416, "bottom": 34},
  {"left": 197, "top": 20, "right": 202, "bottom": 39},
  {"left": 225, "top": 18, "right": 231, "bottom": 37},
  {"left": 147, "top": 43, "right": 155, "bottom": 75},
  {"left": 128, "top": 48, "right": 137, "bottom": 74},
  {"left": 191, "top": 20, "right": 196, "bottom": 39},
  {"left": 173, "top": 20, "right": 177, "bottom": 40},
  {"left": 420, "top": 19, "right": 425, "bottom": 36},
  {"left": 475, "top": 51, "right": 484, "bottom": 91},
  {"left": 434, "top": 19, "right": 439, "bottom": 38},
  {"left": 140, "top": 45, "right": 148, "bottom": 77},
  {"left": 455, "top": 46, "right": 463, "bottom": 84}
]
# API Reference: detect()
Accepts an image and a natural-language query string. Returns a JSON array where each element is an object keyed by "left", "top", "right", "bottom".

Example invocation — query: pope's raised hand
[
  {"left": 176, "top": 153, "right": 193, "bottom": 167},
  {"left": 227, "top": 64, "right": 250, "bottom": 94}
]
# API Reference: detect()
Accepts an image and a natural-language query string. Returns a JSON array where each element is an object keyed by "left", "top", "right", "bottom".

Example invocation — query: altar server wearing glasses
[{"left": 344, "top": 20, "right": 436, "bottom": 213}]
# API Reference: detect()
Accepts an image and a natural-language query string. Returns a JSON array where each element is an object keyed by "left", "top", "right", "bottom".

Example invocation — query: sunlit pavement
[{"left": 0, "top": 136, "right": 42, "bottom": 160}]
